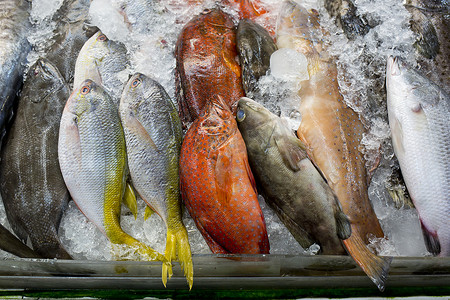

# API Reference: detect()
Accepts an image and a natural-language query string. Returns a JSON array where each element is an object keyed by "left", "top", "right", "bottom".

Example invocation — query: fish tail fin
[
  {"left": 343, "top": 234, "right": 392, "bottom": 291},
  {"left": 164, "top": 226, "right": 194, "bottom": 290}
]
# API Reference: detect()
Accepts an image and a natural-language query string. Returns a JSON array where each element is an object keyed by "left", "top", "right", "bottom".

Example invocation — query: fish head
[
  {"left": 64, "top": 79, "right": 108, "bottom": 120},
  {"left": 24, "top": 58, "right": 66, "bottom": 104},
  {"left": 387, "top": 56, "right": 443, "bottom": 114},
  {"left": 236, "top": 97, "right": 274, "bottom": 132}
]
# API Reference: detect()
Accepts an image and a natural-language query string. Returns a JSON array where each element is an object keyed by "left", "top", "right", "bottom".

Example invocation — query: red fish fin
[
  {"left": 243, "top": 154, "right": 257, "bottom": 194},
  {"left": 196, "top": 218, "right": 228, "bottom": 254},
  {"left": 343, "top": 232, "right": 392, "bottom": 291},
  {"left": 420, "top": 219, "right": 441, "bottom": 255},
  {"left": 239, "top": 0, "right": 267, "bottom": 19},
  {"left": 215, "top": 151, "right": 233, "bottom": 204}
]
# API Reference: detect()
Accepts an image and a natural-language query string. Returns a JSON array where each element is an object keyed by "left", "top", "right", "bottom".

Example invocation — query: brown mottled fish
[{"left": 276, "top": 1, "right": 391, "bottom": 291}]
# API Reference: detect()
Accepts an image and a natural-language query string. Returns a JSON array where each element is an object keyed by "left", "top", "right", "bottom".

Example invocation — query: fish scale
[
  {"left": 59, "top": 80, "right": 167, "bottom": 266},
  {"left": 387, "top": 56, "right": 450, "bottom": 256},
  {"left": 180, "top": 96, "right": 269, "bottom": 254}
]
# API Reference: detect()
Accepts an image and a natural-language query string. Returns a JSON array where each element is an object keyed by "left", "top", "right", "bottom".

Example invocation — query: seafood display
[{"left": 0, "top": 0, "right": 448, "bottom": 292}]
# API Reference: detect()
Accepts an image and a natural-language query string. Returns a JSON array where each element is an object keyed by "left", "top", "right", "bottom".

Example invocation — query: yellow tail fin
[
  {"left": 162, "top": 227, "right": 194, "bottom": 290},
  {"left": 343, "top": 232, "right": 392, "bottom": 291}
]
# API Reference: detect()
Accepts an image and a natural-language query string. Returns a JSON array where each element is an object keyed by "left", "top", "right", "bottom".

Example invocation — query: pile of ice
[{"left": 0, "top": 0, "right": 431, "bottom": 260}]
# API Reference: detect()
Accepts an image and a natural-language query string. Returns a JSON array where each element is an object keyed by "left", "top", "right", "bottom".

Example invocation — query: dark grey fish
[
  {"left": 0, "top": 0, "right": 31, "bottom": 144},
  {"left": 406, "top": 0, "right": 449, "bottom": 94},
  {"left": 236, "top": 18, "right": 277, "bottom": 97},
  {"left": 237, "top": 97, "right": 351, "bottom": 255},
  {"left": 0, "top": 223, "right": 41, "bottom": 258},
  {"left": 324, "top": 0, "right": 372, "bottom": 39},
  {"left": 0, "top": 59, "right": 72, "bottom": 259},
  {"left": 41, "top": 0, "right": 97, "bottom": 84}
]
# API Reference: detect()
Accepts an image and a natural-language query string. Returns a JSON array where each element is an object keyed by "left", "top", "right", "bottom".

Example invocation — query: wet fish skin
[
  {"left": 0, "top": 59, "right": 72, "bottom": 259},
  {"left": 406, "top": 0, "right": 449, "bottom": 94},
  {"left": 324, "top": 0, "right": 371, "bottom": 40},
  {"left": 0, "top": 223, "right": 42, "bottom": 258},
  {"left": 120, "top": 74, "right": 193, "bottom": 289},
  {"left": 386, "top": 56, "right": 450, "bottom": 256},
  {"left": 175, "top": 8, "right": 244, "bottom": 125},
  {"left": 58, "top": 79, "right": 167, "bottom": 264},
  {"left": 236, "top": 19, "right": 277, "bottom": 97},
  {"left": 237, "top": 97, "right": 350, "bottom": 255},
  {"left": 180, "top": 96, "right": 269, "bottom": 254},
  {"left": 277, "top": 1, "right": 391, "bottom": 291},
  {"left": 0, "top": 0, "right": 31, "bottom": 143}
]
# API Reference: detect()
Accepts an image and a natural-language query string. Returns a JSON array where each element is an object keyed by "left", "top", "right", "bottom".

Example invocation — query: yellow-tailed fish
[
  {"left": 58, "top": 79, "right": 168, "bottom": 268},
  {"left": 119, "top": 74, "right": 193, "bottom": 289},
  {"left": 276, "top": 1, "right": 391, "bottom": 291}
]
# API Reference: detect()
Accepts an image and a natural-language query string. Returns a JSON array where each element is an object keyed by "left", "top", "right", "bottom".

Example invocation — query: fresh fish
[
  {"left": 277, "top": 1, "right": 391, "bottom": 291},
  {"left": 405, "top": 0, "right": 449, "bottom": 94},
  {"left": 223, "top": 0, "right": 268, "bottom": 19},
  {"left": 386, "top": 56, "right": 450, "bottom": 256},
  {"left": 0, "top": 0, "right": 31, "bottom": 143},
  {"left": 236, "top": 19, "right": 277, "bottom": 97},
  {"left": 237, "top": 97, "right": 351, "bottom": 254},
  {"left": 73, "top": 31, "right": 127, "bottom": 100},
  {"left": 0, "top": 59, "right": 72, "bottom": 259},
  {"left": 44, "top": 0, "right": 97, "bottom": 84},
  {"left": 0, "top": 223, "right": 41, "bottom": 258},
  {"left": 58, "top": 80, "right": 168, "bottom": 265},
  {"left": 175, "top": 8, "right": 244, "bottom": 125},
  {"left": 179, "top": 96, "right": 270, "bottom": 254},
  {"left": 120, "top": 74, "right": 193, "bottom": 289},
  {"left": 324, "top": 0, "right": 372, "bottom": 40}
]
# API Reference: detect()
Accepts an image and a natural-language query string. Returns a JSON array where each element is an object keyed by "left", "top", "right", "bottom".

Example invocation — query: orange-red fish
[
  {"left": 276, "top": 1, "right": 391, "bottom": 291},
  {"left": 175, "top": 8, "right": 244, "bottom": 125},
  {"left": 179, "top": 96, "right": 269, "bottom": 254}
]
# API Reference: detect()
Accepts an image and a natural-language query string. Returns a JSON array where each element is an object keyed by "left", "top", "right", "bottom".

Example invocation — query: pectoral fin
[
  {"left": 420, "top": 219, "right": 441, "bottom": 255},
  {"left": 274, "top": 134, "right": 308, "bottom": 172},
  {"left": 335, "top": 210, "right": 352, "bottom": 240},
  {"left": 391, "top": 116, "right": 404, "bottom": 155},
  {"left": 144, "top": 206, "right": 155, "bottom": 221},
  {"left": 123, "top": 183, "right": 138, "bottom": 219}
]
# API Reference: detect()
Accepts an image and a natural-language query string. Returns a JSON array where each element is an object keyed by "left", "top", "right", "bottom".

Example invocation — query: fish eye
[
  {"left": 131, "top": 77, "right": 141, "bottom": 88},
  {"left": 80, "top": 85, "right": 90, "bottom": 95},
  {"left": 97, "top": 34, "right": 107, "bottom": 41},
  {"left": 236, "top": 109, "right": 246, "bottom": 122}
]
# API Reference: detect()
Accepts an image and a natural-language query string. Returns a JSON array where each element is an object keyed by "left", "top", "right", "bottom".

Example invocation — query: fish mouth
[{"left": 387, "top": 56, "right": 402, "bottom": 77}]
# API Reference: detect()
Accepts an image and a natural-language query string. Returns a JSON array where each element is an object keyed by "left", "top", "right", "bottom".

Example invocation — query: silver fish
[
  {"left": 386, "top": 56, "right": 450, "bottom": 256},
  {"left": 0, "top": 0, "right": 31, "bottom": 142}
]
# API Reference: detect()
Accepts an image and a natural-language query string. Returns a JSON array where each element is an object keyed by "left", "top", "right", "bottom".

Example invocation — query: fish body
[
  {"left": 175, "top": 8, "right": 244, "bottom": 124},
  {"left": 406, "top": 0, "right": 449, "bottom": 94},
  {"left": 236, "top": 19, "right": 277, "bottom": 97},
  {"left": 120, "top": 74, "right": 193, "bottom": 288},
  {"left": 179, "top": 97, "right": 269, "bottom": 254},
  {"left": 237, "top": 97, "right": 350, "bottom": 255},
  {"left": 58, "top": 79, "right": 166, "bottom": 264},
  {"left": 0, "top": 0, "right": 31, "bottom": 142},
  {"left": 0, "top": 59, "right": 72, "bottom": 259},
  {"left": 386, "top": 56, "right": 450, "bottom": 256},
  {"left": 277, "top": 1, "right": 390, "bottom": 290},
  {"left": 324, "top": 0, "right": 371, "bottom": 40},
  {"left": 0, "top": 223, "right": 41, "bottom": 258},
  {"left": 73, "top": 31, "right": 127, "bottom": 98}
]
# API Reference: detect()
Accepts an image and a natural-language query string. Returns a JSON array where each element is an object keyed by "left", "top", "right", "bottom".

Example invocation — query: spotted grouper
[
  {"left": 180, "top": 96, "right": 269, "bottom": 254},
  {"left": 175, "top": 7, "right": 244, "bottom": 125},
  {"left": 276, "top": 0, "right": 391, "bottom": 291}
]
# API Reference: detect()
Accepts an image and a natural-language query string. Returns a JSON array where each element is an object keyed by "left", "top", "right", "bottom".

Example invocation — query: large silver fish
[
  {"left": 386, "top": 56, "right": 450, "bottom": 256},
  {"left": 0, "top": 59, "right": 72, "bottom": 259},
  {"left": 120, "top": 74, "right": 193, "bottom": 289},
  {"left": 237, "top": 97, "right": 351, "bottom": 255},
  {"left": 0, "top": 0, "right": 31, "bottom": 142}
]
